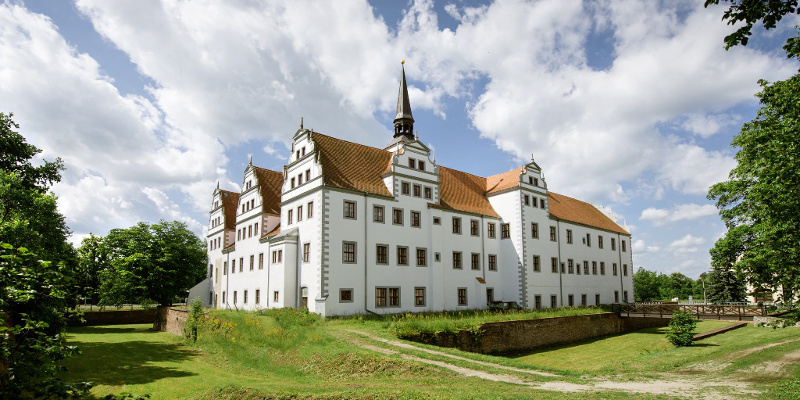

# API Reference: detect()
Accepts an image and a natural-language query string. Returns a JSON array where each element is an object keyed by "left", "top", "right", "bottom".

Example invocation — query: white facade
[{"left": 190, "top": 70, "right": 634, "bottom": 317}]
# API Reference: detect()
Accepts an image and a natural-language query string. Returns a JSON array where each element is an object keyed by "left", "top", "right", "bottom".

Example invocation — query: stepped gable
[
  {"left": 253, "top": 166, "right": 283, "bottom": 215},
  {"left": 219, "top": 190, "right": 239, "bottom": 229},
  {"left": 311, "top": 132, "right": 393, "bottom": 197},
  {"left": 548, "top": 192, "right": 629, "bottom": 235},
  {"left": 486, "top": 167, "right": 524, "bottom": 195},
  {"left": 438, "top": 166, "right": 501, "bottom": 218}
]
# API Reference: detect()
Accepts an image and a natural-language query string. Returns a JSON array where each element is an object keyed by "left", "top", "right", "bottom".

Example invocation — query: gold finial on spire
[{"left": 401, "top": 59, "right": 405, "bottom": 65}]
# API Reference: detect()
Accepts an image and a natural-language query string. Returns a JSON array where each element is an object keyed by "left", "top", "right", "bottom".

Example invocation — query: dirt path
[{"left": 342, "top": 329, "right": 760, "bottom": 399}]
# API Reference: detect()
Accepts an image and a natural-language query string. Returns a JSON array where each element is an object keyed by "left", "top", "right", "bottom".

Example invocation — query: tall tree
[
  {"left": 97, "top": 221, "right": 206, "bottom": 306},
  {"left": 705, "top": 0, "right": 800, "bottom": 59},
  {"left": 707, "top": 75, "right": 800, "bottom": 305},
  {"left": 634, "top": 267, "right": 661, "bottom": 302}
]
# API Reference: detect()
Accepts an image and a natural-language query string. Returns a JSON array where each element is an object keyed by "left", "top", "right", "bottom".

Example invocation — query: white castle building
[{"left": 190, "top": 66, "right": 634, "bottom": 317}]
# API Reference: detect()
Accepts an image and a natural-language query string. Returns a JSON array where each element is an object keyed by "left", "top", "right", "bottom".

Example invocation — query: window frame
[
  {"left": 376, "top": 244, "right": 389, "bottom": 265},
  {"left": 343, "top": 200, "right": 356, "bottom": 219},
  {"left": 342, "top": 241, "right": 357, "bottom": 264}
]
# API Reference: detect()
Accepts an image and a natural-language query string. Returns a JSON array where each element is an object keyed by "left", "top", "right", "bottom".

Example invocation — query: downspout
[
  {"left": 617, "top": 233, "right": 624, "bottom": 303},
  {"left": 364, "top": 191, "right": 371, "bottom": 315},
  {"left": 557, "top": 220, "right": 563, "bottom": 307},
  {"left": 519, "top": 193, "right": 526, "bottom": 309},
  {"left": 481, "top": 216, "right": 486, "bottom": 281},
  {"left": 266, "top": 238, "right": 271, "bottom": 309},
  {"left": 225, "top": 250, "right": 230, "bottom": 310}
]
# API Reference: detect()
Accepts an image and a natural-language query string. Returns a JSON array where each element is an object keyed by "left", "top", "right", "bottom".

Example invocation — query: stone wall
[
  {"left": 403, "top": 312, "right": 668, "bottom": 354},
  {"left": 153, "top": 307, "right": 189, "bottom": 336},
  {"left": 67, "top": 309, "right": 158, "bottom": 327}
]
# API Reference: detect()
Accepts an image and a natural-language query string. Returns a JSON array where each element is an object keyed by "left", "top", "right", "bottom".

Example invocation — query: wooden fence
[{"left": 612, "top": 302, "right": 769, "bottom": 321}]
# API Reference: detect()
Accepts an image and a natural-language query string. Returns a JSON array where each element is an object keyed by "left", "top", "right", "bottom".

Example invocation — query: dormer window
[
  {"left": 528, "top": 177, "right": 533, "bottom": 185},
  {"left": 301, "top": 147, "right": 306, "bottom": 156},
  {"left": 409, "top": 159, "right": 416, "bottom": 169},
  {"left": 296, "top": 150, "right": 300, "bottom": 159},
  {"left": 418, "top": 161, "right": 425, "bottom": 171},
  {"left": 534, "top": 178, "right": 539, "bottom": 186}
]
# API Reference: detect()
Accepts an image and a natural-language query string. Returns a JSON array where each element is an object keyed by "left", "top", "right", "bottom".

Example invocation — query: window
[
  {"left": 457, "top": 288, "right": 467, "bottom": 306},
  {"left": 401, "top": 182, "right": 410, "bottom": 195},
  {"left": 524, "top": 194, "right": 530, "bottom": 206},
  {"left": 248, "top": 225, "right": 252, "bottom": 237},
  {"left": 250, "top": 255, "right": 254, "bottom": 270},
  {"left": 278, "top": 250, "right": 282, "bottom": 263},
  {"left": 581, "top": 294, "right": 587, "bottom": 307},
  {"left": 237, "top": 230, "right": 241, "bottom": 241},
  {"left": 274, "top": 291, "right": 280, "bottom": 302},
  {"left": 233, "top": 291, "right": 238, "bottom": 305},
  {"left": 254, "top": 223, "right": 258, "bottom": 236},
  {"left": 623, "top": 291, "right": 629, "bottom": 303},
  {"left": 413, "top": 184, "right": 421, "bottom": 197},
  {"left": 501, "top": 223, "right": 510, "bottom": 238},
  {"left": 414, "top": 287, "right": 426, "bottom": 306},
  {"left": 598, "top": 236, "right": 604, "bottom": 249},
  {"left": 592, "top": 261, "right": 597, "bottom": 275},
  {"left": 470, "top": 220, "right": 479, "bottom": 236},
  {"left": 528, "top": 176, "right": 533, "bottom": 185},
  {"left": 489, "top": 254, "right": 497, "bottom": 271},
  {"left": 532, "top": 255, "right": 540, "bottom": 272},
  {"left": 239, "top": 257, "right": 244, "bottom": 272},
  {"left": 373, "top": 205, "right": 385, "bottom": 223},
  {"left": 613, "top": 263, "right": 618, "bottom": 276},
  {"left": 272, "top": 251, "right": 277, "bottom": 263},
  {"left": 600, "top": 262, "right": 606, "bottom": 275},
  {"left": 486, "top": 288, "right": 494, "bottom": 303},
  {"left": 568, "top": 259, "right": 574, "bottom": 274},
  {"left": 452, "top": 252, "right": 462, "bottom": 269},
  {"left": 305, "top": 169, "right": 310, "bottom": 181},
  {"left": 303, "top": 243, "right": 310, "bottom": 263},
  {"left": 224, "top": 261, "right": 228, "bottom": 275},
  {"left": 408, "top": 159, "right": 416, "bottom": 169},
  {"left": 376, "top": 287, "right": 400, "bottom": 307},
  {"left": 375, "top": 288, "right": 387, "bottom": 307},
  {"left": 551, "top": 257, "right": 558, "bottom": 273},
  {"left": 231, "top": 259, "right": 236, "bottom": 274},
  {"left": 532, "top": 197, "right": 538, "bottom": 207},
  {"left": 622, "top": 240, "right": 627, "bottom": 252},
  {"left": 222, "top": 291, "right": 226, "bottom": 303},
  {"left": 411, "top": 211, "right": 421, "bottom": 227},
  {"left": 534, "top": 295, "right": 542, "bottom": 309},
  {"left": 342, "top": 242, "right": 356, "bottom": 263},
  {"left": 488, "top": 223, "right": 496, "bottom": 238},
  {"left": 568, "top": 294, "right": 574, "bottom": 307},
  {"left": 244, "top": 290, "right": 248, "bottom": 304},
  {"left": 259, "top": 253, "right": 264, "bottom": 269},
  {"left": 551, "top": 295, "right": 558, "bottom": 308},
  {"left": 531, "top": 223, "right": 539, "bottom": 239},
  {"left": 308, "top": 201, "right": 313, "bottom": 218},
  {"left": 586, "top": 233, "right": 591, "bottom": 247},
  {"left": 584, "top": 261, "right": 589, "bottom": 275},
  {"left": 376, "top": 244, "right": 388, "bottom": 264},
  {"left": 434, "top": 252, "right": 440, "bottom": 262},
  {"left": 291, "top": 177, "right": 296, "bottom": 189},
  {"left": 424, "top": 187, "right": 432, "bottom": 199},
  {"left": 433, "top": 217, "right": 441, "bottom": 225},
  {"left": 340, "top": 289, "right": 353, "bottom": 303},
  {"left": 534, "top": 177, "right": 539, "bottom": 186},
  {"left": 397, "top": 246, "right": 408, "bottom": 265},
  {"left": 418, "top": 161, "right": 425, "bottom": 170},
  {"left": 566, "top": 230, "right": 573, "bottom": 244},
  {"left": 393, "top": 208, "right": 403, "bottom": 225},
  {"left": 611, "top": 237, "right": 616, "bottom": 251},
  {"left": 297, "top": 173, "right": 302, "bottom": 185},
  {"left": 615, "top": 291, "right": 619, "bottom": 303},
  {"left": 256, "top": 289, "right": 260, "bottom": 304},
  {"left": 416, "top": 248, "right": 427, "bottom": 267},
  {"left": 595, "top": 294, "right": 600, "bottom": 306},
  {"left": 540, "top": 198, "right": 546, "bottom": 209},
  {"left": 623, "top": 264, "right": 628, "bottom": 276},
  {"left": 452, "top": 217, "right": 461, "bottom": 234},
  {"left": 343, "top": 201, "right": 356, "bottom": 219},
  {"left": 550, "top": 226, "right": 557, "bottom": 241},
  {"left": 297, "top": 205, "right": 303, "bottom": 221},
  {"left": 471, "top": 253, "right": 480, "bottom": 270}
]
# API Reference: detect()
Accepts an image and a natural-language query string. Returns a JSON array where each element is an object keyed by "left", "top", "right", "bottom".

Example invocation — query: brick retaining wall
[
  {"left": 153, "top": 307, "right": 188, "bottom": 336},
  {"left": 403, "top": 312, "right": 668, "bottom": 354},
  {"left": 67, "top": 309, "right": 158, "bottom": 327}
]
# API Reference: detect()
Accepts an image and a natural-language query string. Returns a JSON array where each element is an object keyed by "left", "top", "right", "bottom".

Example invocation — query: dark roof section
[
  {"left": 548, "top": 192, "right": 629, "bottom": 235},
  {"left": 253, "top": 166, "right": 283, "bottom": 215},
  {"left": 438, "top": 166, "right": 500, "bottom": 218},
  {"left": 219, "top": 190, "right": 239, "bottom": 230},
  {"left": 312, "top": 132, "right": 393, "bottom": 197}
]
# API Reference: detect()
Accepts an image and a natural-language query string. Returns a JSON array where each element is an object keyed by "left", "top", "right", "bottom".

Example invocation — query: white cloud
[
  {"left": 669, "top": 234, "right": 706, "bottom": 254},
  {"left": 640, "top": 203, "right": 718, "bottom": 226},
  {"left": 632, "top": 239, "right": 659, "bottom": 253},
  {"left": 681, "top": 113, "right": 742, "bottom": 137}
]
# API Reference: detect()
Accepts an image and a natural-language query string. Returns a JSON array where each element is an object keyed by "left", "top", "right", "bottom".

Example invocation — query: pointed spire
[
  {"left": 300, "top": 117, "right": 304, "bottom": 130},
  {"left": 393, "top": 60, "right": 415, "bottom": 139}
]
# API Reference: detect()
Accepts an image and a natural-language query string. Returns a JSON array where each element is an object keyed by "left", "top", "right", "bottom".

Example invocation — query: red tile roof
[
  {"left": 219, "top": 190, "right": 239, "bottom": 230},
  {"left": 486, "top": 167, "right": 524, "bottom": 194},
  {"left": 312, "top": 133, "right": 393, "bottom": 197},
  {"left": 253, "top": 166, "right": 283, "bottom": 215},
  {"left": 438, "top": 166, "right": 500, "bottom": 218},
  {"left": 548, "top": 192, "right": 628, "bottom": 235}
]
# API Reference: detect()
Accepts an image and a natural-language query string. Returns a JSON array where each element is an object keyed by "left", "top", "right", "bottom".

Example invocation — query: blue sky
[{"left": 1, "top": 0, "right": 797, "bottom": 278}]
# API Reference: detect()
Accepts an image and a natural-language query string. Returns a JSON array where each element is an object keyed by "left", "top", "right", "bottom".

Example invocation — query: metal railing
[{"left": 612, "top": 302, "right": 769, "bottom": 320}]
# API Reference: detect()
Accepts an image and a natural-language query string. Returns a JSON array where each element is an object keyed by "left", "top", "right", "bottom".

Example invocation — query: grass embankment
[{"left": 383, "top": 306, "right": 610, "bottom": 337}]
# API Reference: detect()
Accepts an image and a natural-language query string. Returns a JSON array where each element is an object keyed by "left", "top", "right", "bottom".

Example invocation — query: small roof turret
[{"left": 393, "top": 61, "right": 414, "bottom": 139}]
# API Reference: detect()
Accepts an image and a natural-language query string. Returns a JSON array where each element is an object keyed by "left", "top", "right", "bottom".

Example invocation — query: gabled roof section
[
  {"left": 486, "top": 167, "right": 524, "bottom": 195},
  {"left": 548, "top": 192, "right": 629, "bottom": 235},
  {"left": 262, "top": 224, "right": 281, "bottom": 239},
  {"left": 219, "top": 190, "right": 239, "bottom": 230},
  {"left": 253, "top": 166, "right": 283, "bottom": 215},
  {"left": 312, "top": 132, "right": 393, "bottom": 197},
  {"left": 438, "top": 166, "right": 500, "bottom": 218}
]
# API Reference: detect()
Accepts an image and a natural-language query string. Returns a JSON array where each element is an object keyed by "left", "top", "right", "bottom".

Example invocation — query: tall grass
[{"left": 389, "top": 307, "right": 609, "bottom": 337}]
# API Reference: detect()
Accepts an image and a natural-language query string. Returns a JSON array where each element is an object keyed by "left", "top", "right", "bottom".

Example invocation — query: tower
[{"left": 393, "top": 61, "right": 414, "bottom": 139}]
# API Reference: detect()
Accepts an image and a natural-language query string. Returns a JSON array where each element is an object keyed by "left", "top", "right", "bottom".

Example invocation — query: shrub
[
  {"left": 184, "top": 298, "right": 203, "bottom": 342},
  {"left": 666, "top": 310, "right": 697, "bottom": 347}
]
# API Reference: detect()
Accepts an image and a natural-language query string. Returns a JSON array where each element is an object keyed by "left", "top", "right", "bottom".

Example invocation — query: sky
[{"left": 1, "top": 0, "right": 797, "bottom": 279}]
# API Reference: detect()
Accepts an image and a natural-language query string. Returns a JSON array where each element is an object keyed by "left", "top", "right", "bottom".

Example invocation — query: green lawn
[{"left": 60, "top": 311, "right": 799, "bottom": 399}]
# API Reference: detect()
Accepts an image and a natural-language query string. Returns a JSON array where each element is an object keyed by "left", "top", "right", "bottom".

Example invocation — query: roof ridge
[
  {"left": 438, "top": 165, "right": 488, "bottom": 181},
  {"left": 313, "top": 132, "right": 391, "bottom": 155},
  {"left": 252, "top": 165, "right": 282, "bottom": 174},
  {"left": 219, "top": 189, "right": 240, "bottom": 196},
  {"left": 487, "top": 166, "right": 524, "bottom": 179}
]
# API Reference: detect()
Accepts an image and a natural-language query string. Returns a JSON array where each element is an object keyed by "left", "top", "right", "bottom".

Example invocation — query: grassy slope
[{"left": 61, "top": 311, "right": 799, "bottom": 399}]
